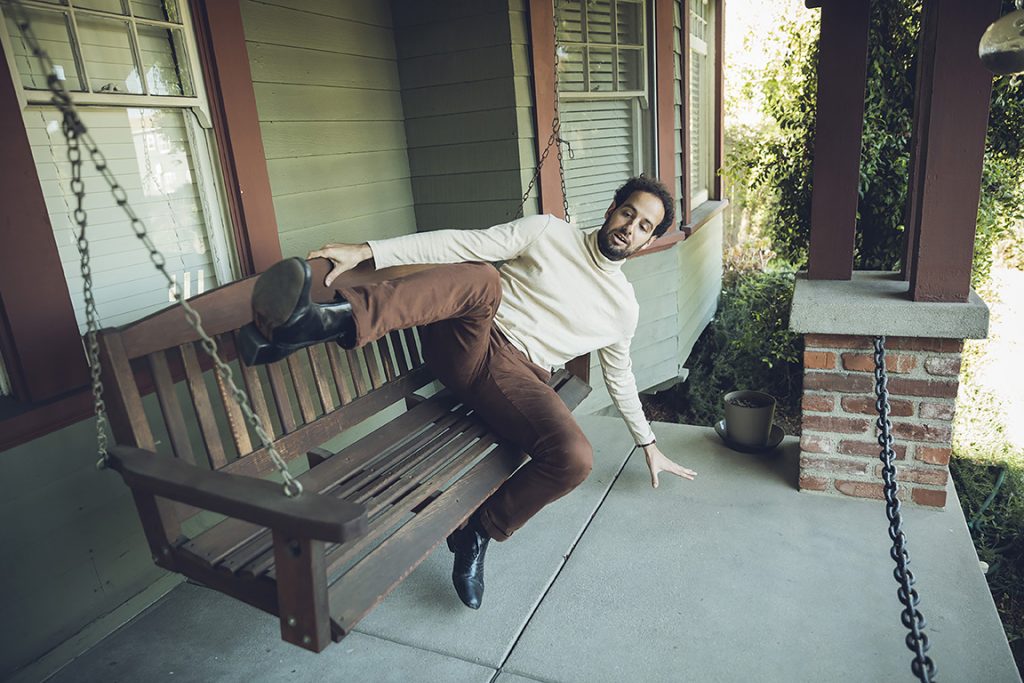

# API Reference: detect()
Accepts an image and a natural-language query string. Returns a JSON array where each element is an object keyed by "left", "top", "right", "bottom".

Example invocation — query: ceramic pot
[{"left": 723, "top": 390, "right": 777, "bottom": 447}]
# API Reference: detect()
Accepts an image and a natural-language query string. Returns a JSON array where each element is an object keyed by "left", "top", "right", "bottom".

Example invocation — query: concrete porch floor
[{"left": 41, "top": 416, "right": 1020, "bottom": 683}]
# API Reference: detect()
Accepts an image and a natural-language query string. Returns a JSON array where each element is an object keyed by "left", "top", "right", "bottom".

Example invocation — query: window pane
[
  {"left": 77, "top": 15, "right": 143, "bottom": 93},
  {"left": 690, "top": 0, "right": 708, "bottom": 43},
  {"left": 27, "top": 107, "right": 223, "bottom": 332},
  {"left": 616, "top": 1, "right": 643, "bottom": 46},
  {"left": 4, "top": 8, "right": 84, "bottom": 91},
  {"left": 131, "top": 0, "right": 180, "bottom": 23},
  {"left": 588, "top": 47, "right": 614, "bottom": 92},
  {"left": 74, "top": 0, "right": 128, "bottom": 15},
  {"left": 617, "top": 47, "right": 642, "bottom": 91},
  {"left": 558, "top": 45, "right": 586, "bottom": 92},
  {"left": 555, "top": 0, "right": 583, "bottom": 43},
  {"left": 138, "top": 25, "right": 192, "bottom": 96},
  {"left": 586, "top": 0, "right": 613, "bottom": 44}
]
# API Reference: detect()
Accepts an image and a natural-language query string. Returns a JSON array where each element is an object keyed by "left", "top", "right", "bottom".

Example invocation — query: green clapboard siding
[
  {"left": 242, "top": 0, "right": 417, "bottom": 257},
  {"left": 393, "top": 0, "right": 538, "bottom": 230}
]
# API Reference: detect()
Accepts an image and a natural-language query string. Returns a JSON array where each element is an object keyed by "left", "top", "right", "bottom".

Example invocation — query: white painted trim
[{"left": 183, "top": 110, "right": 237, "bottom": 285}]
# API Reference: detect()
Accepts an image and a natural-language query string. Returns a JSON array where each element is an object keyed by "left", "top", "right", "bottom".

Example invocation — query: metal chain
[
  {"left": 874, "top": 336, "right": 935, "bottom": 682},
  {"left": 9, "top": 1, "right": 303, "bottom": 497},
  {"left": 511, "top": 6, "right": 573, "bottom": 223}
]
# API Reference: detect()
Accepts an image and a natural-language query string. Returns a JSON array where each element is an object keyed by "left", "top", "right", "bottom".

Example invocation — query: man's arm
[
  {"left": 597, "top": 340, "right": 696, "bottom": 488},
  {"left": 309, "top": 215, "right": 554, "bottom": 286}
]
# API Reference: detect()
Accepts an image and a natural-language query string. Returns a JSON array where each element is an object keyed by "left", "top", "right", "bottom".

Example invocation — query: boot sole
[{"left": 251, "top": 258, "right": 310, "bottom": 341}]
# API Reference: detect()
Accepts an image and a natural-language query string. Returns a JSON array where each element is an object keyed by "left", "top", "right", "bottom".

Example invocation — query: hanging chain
[
  {"left": 512, "top": 6, "right": 573, "bottom": 223},
  {"left": 874, "top": 336, "right": 935, "bottom": 682},
  {"left": 9, "top": 1, "right": 303, "bottom": 497}
]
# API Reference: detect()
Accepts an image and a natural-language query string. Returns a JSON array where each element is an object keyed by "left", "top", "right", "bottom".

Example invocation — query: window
[
  {"left": 1, "top": 0, "right": 234, "bottom": 349},
  {"left": 555, "top": 0, "right": 653, "bottom": 229},
  {"left": 688, "top": 0, "right": 715, "bottom": 207},
  {"left": 5, "top": 0, "right": 196, "bottom": 99}
]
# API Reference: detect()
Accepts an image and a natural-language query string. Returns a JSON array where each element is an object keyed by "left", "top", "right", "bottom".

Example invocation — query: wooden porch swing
[{"left": 7, "top": 0, "right": 587, "bottom": 654}]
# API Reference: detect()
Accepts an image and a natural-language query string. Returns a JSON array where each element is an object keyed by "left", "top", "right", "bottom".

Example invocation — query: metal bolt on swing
[
  {"left": 8, "top": 0, "right": 302, "bottom": 498},
  {"left": 874, "top": 336, "right": 936, "bottom": 682}
]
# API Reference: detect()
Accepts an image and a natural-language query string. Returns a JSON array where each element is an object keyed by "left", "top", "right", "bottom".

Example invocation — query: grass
[{"left": 949, "top": 274, "right": 1024, "bottom": 669}]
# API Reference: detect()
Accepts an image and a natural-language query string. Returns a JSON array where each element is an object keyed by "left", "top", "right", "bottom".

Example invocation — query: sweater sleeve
[
  {"left": 597, "top": 336, "right": 657, "bottom": 446},
  {"left": 368, "top": 214, "right": 552, "bottom": 268}
]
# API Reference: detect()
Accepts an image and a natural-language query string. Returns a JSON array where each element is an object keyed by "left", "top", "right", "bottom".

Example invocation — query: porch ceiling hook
[{"left": 979, "top": 0, "right": 1024, "bottom": 75}]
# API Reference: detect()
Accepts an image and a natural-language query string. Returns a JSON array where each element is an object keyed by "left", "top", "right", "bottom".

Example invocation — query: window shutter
[{"left": 560, "top": 98, "right": 638, "bottom": 229}]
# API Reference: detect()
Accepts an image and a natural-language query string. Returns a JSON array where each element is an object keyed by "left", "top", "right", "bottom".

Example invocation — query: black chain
[
  {"left": 511, "top": 7, "right": 572, "bottom": 223},
  {"left": 874, "top": 336, "right": 936, "bottom": 682}
]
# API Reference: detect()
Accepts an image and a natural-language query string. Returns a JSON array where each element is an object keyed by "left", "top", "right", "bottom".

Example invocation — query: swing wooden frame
[{"left": 100, "top": 260, "right": 591, "bottom": 652}]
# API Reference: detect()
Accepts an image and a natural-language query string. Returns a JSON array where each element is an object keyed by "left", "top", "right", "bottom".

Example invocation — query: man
[{"left": 239, "top": 176, "right": 697, "bottom": 610}]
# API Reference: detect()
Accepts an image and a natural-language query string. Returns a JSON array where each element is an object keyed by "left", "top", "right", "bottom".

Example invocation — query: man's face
[{"left": 596, "top": 191, "right": 666, "bottom": 261}]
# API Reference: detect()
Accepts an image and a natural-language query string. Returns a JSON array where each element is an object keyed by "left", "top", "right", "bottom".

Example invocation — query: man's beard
[{"left": 597, "top": 219, "right": 634, "bottom": 261}]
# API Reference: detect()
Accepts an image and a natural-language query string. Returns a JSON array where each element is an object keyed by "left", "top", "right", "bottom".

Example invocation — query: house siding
[
  {"left": 241, "top": 0, "right": 418, "bottom": 257},
  {"left": 0, "top": 409, "right": 171, "bottom": 678},
  {"left": 393, "top": 0, "right": 538, "bottom": 231}
]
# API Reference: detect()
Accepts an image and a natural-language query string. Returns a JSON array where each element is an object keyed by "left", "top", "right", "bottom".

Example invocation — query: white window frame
[
  {"left": 556, "top": 0, "right": 656, "bottom": 184},
  {"left": 689, "top": 0, "right": 714, "bottom": 208},
  {"left": 557, "top": 0, "right": 649, "bottom": 99}
]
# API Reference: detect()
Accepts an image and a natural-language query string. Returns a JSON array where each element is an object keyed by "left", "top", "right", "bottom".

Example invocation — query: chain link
[
  {"left": 874, "top": 336, "right": 935, "bottom": 682},
  {"left": 9, "top": 1, "right": 302, "bottom": 497},
  {"left": 511, "top": 7, "right": 572, "bottom": 223}
]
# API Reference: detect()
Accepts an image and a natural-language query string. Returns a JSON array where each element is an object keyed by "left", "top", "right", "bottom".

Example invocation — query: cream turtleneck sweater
[{"left": 367, "top": 214, "right": 656, "bottom": 446}]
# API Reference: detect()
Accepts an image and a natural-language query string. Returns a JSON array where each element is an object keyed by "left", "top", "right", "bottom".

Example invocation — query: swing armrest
[{"left": 107, "top": 446, "right": 367, "bottom": 544}]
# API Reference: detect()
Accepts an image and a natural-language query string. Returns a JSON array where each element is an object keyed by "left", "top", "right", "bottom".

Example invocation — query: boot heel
[
  {"left": 238, "top": 324, "right": 294, "bottom": 366},
  {"left": 447, "top": 535, "right": 457, "bottom": 553}
]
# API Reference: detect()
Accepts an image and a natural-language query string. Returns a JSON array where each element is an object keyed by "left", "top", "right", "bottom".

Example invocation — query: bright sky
[{"left": 724, "top": 0, "right": 810, "bottom": 128}]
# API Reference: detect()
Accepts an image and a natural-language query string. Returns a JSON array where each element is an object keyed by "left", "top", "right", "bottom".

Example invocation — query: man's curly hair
[{"left": 612, "top": 176, "right": 675, "bottom": 238}]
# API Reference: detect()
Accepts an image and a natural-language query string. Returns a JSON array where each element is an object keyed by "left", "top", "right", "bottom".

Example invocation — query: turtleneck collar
[{"left": 584, "top": 228, "right": 624, "bottom": 273}]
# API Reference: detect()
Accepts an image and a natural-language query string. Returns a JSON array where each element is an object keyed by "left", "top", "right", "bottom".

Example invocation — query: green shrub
[{"left": 675, "top": 267, "right": 803, "bottom": 427}]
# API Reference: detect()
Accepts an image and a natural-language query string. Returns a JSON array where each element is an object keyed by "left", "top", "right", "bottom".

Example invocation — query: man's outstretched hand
[
  {"left": 642, "top": 443, "right": 697, "bottom": 488},
  {"left": 307, "top": 243, "right": 373, "bottom": 287}
]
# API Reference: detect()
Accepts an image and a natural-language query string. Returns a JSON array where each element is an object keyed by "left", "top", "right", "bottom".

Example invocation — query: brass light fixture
[{"left": 979, "top": 0, "right": 1024, "bottom": 74}]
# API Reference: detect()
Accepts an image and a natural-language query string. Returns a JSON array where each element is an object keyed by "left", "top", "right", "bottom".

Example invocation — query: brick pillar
[{"left": 798, "top": 334, "right": 962, "bottom": 508}]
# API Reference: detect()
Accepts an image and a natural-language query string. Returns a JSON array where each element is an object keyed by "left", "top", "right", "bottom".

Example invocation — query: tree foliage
[{"left": 731, "top": 0, "right": 1024, "bottom": 282}]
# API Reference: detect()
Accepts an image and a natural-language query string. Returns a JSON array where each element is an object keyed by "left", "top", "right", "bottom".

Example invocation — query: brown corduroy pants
[{"left": 336, "top": 262, "right": 593, "bottom": 541}]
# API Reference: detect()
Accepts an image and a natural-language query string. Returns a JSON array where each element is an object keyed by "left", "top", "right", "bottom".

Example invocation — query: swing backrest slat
[
  {"left": 235, "top": 334, "right": 274, "bottom": 437},
  {"left": 286, "top": 353, "right": 319, "bottom": 424},
  {"left": 308, "top": 346, "right": 336, "bottom": 414},
  {"left": 179, "top": 341, "right": 230, "bottom": 470},
  {"left": 265, "top": 358, "right": 298, "bottom": 434},
  {"left": 147, "top": 349, "right": 197, "bottom": 466}
]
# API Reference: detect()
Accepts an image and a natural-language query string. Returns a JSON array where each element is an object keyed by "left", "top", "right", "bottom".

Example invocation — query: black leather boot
[
  {"left": 446, "top": 512, "right": 490, "bottom": 609},
  {"left": 237, "top": 258, "right": 357, "bottom": 366}
]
